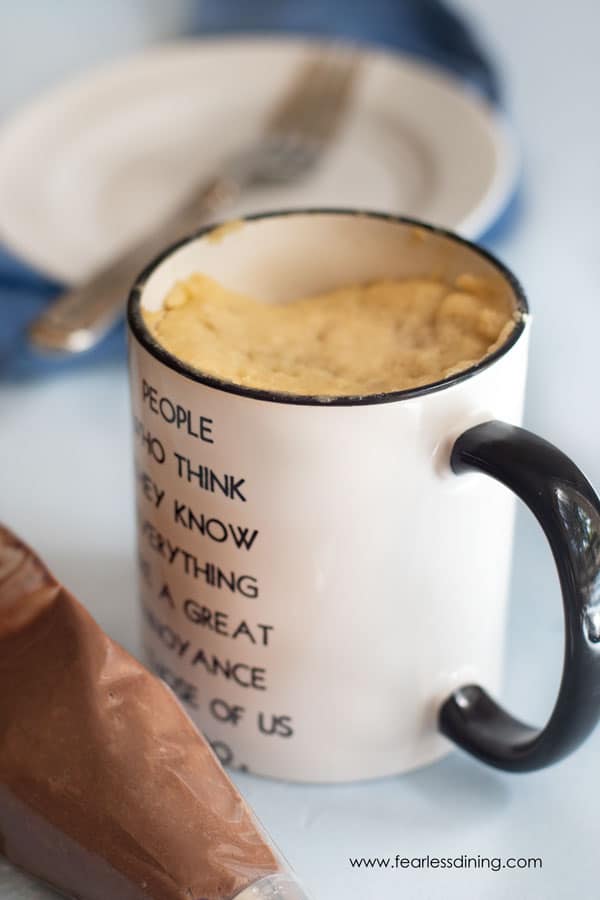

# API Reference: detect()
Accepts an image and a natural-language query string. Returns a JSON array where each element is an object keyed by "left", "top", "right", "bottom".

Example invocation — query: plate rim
[{"left": 0, "top": 34, "right": 519, "bottom": 283}]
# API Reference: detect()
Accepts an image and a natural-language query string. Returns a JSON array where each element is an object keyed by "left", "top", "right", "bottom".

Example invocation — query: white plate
[{"left": 0, "top": 37, "right": 517, "bottom": 284}]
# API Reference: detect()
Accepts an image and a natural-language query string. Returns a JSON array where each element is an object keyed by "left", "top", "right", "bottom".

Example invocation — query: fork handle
[{"left": 28, "top": 174, "right": 239, "bottom": 354}]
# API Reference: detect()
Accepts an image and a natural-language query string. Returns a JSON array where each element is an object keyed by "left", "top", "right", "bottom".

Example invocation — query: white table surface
[{"left": 1, "top": 2, "right": 599, "bottom": 898}]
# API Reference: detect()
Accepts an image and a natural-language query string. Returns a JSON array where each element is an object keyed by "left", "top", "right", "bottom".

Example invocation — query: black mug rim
[{"left": 127, "top": 208, "right": 529, "bottom": 407}]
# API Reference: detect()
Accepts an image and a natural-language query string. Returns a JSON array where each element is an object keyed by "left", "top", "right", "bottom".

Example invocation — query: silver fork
[{"left": 29, "top": 48, "right": 361, "bottom": 354}]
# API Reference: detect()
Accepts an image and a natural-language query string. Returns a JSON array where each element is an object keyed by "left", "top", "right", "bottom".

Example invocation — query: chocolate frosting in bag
[{"left": 0, "top": 526, "right": 279, "bottom": 900}]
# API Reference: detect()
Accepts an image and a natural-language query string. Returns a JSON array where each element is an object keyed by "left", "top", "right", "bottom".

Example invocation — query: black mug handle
[{"left": 439, "top": 420, "right": 600, "bottom": 772}]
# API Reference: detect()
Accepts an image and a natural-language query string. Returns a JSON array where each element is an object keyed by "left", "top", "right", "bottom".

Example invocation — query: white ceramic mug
[{"left": 127, "top": 210, "right": 600, "bottom": 782}]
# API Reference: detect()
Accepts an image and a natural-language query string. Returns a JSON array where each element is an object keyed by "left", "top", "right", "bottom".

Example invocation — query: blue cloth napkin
[
  {"left": 196, "top": 0, "right": 501, "bottom": 103},
  {"left": 0, "top": 0, "right": 509, "bottom": 380}
]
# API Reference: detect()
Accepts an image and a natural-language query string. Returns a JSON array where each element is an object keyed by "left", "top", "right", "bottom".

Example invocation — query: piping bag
[{"left": 0, "top": 525, "right": 309, "bottom": 900}]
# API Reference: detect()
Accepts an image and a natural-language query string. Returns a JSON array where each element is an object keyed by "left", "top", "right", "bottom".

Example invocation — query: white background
[{"left": 1, "top": 2, "right": 599, "bottom": 898}]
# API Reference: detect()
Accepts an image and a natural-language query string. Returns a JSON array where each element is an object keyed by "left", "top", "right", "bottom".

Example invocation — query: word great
[{"left": 183, "top": 597, "right": 273, "bottom": 646}]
